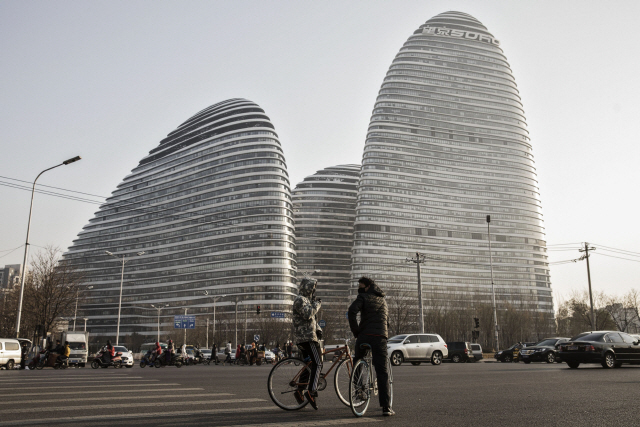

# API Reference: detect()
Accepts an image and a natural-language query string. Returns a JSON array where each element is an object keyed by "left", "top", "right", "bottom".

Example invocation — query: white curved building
[
  {"left": 63, "top": 98, "right": 297, "bottom": 339},
  {"left": 353, "top": 12, "right": 552, "bottom": 313},
  {"left": 292, "top": 165, "right": 360, "bottom": 312}
]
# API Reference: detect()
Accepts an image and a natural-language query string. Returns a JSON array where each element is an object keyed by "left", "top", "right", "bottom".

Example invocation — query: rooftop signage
[{"left": 422, "top": 26, "right": 500, "bottom": 46}]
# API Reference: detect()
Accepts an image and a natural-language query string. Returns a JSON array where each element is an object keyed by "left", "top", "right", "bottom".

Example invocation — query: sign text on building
[{"left": 422, "top": 26, "right": 500, "bottom": 46}]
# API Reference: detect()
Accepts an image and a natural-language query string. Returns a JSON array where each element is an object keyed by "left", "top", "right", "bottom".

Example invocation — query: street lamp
[
  {"left": 150, "top": 303, "right": 169, "bottom": 343},
  {"left": 486, "top": 215, "right": 499, "bottom": 352},
  {"left": 105, "top": 250, "right": 145, "bottom": 345},
  {"left": 83, "top": 318, "right": 88, "bottom": 332},
  {"left": 203, "top": 290, "right": 225, "bottom": 348},
  {"left": 15, "top": 155, "right": 82, "bottom": 338},
  {"left": 74, "top": 285, "right": 93, "bottom": 331}
]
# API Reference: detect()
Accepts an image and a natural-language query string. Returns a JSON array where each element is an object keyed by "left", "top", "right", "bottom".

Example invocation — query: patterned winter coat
[{"left": 292, "top": 278, "right": 322, "bottom": 344}]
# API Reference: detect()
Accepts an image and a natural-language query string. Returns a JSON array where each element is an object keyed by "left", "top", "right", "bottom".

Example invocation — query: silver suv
[{"left": 387, "top": 334, "right": 448, "bottom": 366}]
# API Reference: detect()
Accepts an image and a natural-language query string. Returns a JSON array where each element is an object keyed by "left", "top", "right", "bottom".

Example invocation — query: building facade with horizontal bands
[
  {"left": 352, "top": 11, "right": 553, "bottom": 313},
  {"left": 292, "top": 164, "right": 360, "bottom": 314},
  {"left": 63, "top": 98, "right": 297, "bottom": 339}
]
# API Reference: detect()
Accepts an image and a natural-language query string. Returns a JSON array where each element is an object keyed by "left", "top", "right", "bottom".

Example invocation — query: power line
[
  {"left": 593, "top": 244, "right": 640, "bottom": 257},
  {"left": 0, "top": 245, "right": 24, "bottom": 260},
  {"left": 592, "top": 252, "right": 640, "bottom": 264},
  {"left": 0, "top": 175, "right": 108, "bottom": 199}
]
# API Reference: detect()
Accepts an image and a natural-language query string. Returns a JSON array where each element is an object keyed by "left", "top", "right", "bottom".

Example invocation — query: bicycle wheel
[
  {"left": 334, "top": 358, "right": 352, "bottom": 406},
  {"left": 349, "top": 359, "right": 371, "bottom": 417},
  {"left": 267, "top": 358, "right": 310, "bottom": 411}
]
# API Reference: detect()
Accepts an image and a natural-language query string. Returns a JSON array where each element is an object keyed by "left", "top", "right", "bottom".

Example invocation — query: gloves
[{"left": 317, "top": 330, "right": 324, "bottom": 340}]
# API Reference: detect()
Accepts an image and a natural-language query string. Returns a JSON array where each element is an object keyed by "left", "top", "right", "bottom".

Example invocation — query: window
[
  {"left": 404, "top": 336, "right": 415, "bottom": 344},
  {"left": 606, "top": 333, "right": 623, "bottom": 343},
  {"left": 6, "top": 342, "right": 19, "bottom": 351},
  {"left": 619, "top": 333, "right": 635, "bottom": 344}
]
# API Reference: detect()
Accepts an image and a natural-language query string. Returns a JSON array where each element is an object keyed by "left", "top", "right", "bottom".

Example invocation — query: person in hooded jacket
[
  {"left": 348, "top": 276, "right": 395, "bottom": 416},
  {"left": 292, "top": 278, "right": 323, "bottom": 410}
]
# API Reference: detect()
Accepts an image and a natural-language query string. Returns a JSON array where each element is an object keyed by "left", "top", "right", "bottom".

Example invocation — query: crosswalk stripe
[
  {"left": 226, "top": 419, "right": 382, "bottom": 426},
  {"left": 0, "top": 375, "right": 133, "bottom": 381},
  {"left": 2, "top": 393, "right": 232, "bottom": 405},
  {"left": 8, "top": 387, "right": 204, "bottom": 397},
  {"left": 0, "top": 399, "right": 267, "bottom": 415},
  {"left": 0, "top": 379, "right": 160, "bottom": 386},
  {"left": 12, "top": 382, "right": 183, "bottom": 390},
  {"left": 0, "top": 377, "right": 147, "bottom": 383},
  {"left": 0, "top": 407, "right": 280, "bottom": 426}
]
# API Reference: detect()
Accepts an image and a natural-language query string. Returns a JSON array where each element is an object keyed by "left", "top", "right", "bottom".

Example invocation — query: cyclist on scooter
[
  {"left": 103, "top": 340, "right": 115, "bottom": 364},
  {"left": 292, "top": 277, "right": 323, "bottom": 410},
  {"left": 58, "top": 341, "right": 70, "bottom": 366},
  {"left": 151, "top": 341, "right": 162, "bottom": 362}
]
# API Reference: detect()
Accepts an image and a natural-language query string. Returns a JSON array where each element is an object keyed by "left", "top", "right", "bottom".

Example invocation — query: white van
[
  {"left": 61, "top": 331, "right": 89, "bottom": 367},
  {"left": 0, "top": 338, "right": 22, "bottom": 370}
]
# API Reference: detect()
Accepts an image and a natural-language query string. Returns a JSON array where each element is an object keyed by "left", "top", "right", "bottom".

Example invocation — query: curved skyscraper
[
  {"left": 353, "top": 12, "right": 552, "bottom": 314},
  {"left": 292, "top": 165, "right": 360, "bottom": 312},
  {"left": 63, "top": 98, "right": 297, "bottom": 339}
]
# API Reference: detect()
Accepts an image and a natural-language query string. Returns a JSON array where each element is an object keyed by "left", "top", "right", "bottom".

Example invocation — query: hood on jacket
[
  {"left": 299, "top": 278, "right": 317, "bottom": 298},
  {"left": 366, "top": 283, "right": 386, "bottom": 298}
]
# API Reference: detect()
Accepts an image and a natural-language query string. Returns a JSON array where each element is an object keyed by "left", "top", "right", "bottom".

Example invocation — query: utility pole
[
  {"left": 486, "top": 215, "right": 499, "bottom": 352},
  {"left": 406, "top": 252, "right": 426, "bottom": 333},
  {"left": 579, "top": 242, "right": 596, "bottom": 329}
]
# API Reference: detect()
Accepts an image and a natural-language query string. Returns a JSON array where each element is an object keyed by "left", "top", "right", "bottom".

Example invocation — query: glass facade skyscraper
[
  {"left": 352, "top": 11, "right": 553, "bottom": 313},
  {"left": 63, "top": 98, "right": 297, "bottom": 339},
  {"left": 292, "top": 165, "right": 360, "bottom": 312}
]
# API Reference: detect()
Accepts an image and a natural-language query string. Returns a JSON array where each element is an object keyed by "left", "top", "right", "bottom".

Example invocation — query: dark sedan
[
  {"left": 520, "top": 337, "right": 570, "bottom": 364},
  {"left": 558, "top": 331, "right": 640, "bottom": 369},
  {"left": 494, "top": 342, "right": 537, "bottom": 362}
]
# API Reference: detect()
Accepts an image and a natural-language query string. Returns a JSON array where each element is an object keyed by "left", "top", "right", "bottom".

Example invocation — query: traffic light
[
  {"left": 474, "top": 317, "right": 480, "bottom": 328},
  {"left": 257, "top": 305, "right": 261, "bottom": 315}
]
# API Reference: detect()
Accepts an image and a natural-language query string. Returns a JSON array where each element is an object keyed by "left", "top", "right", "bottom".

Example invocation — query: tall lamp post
[
  {"left": 486, "top": 215, "right": 499, "bottom": 352},
  {"left": 151, "top": 304, "right": 169, "bottom": 342},
  {"left": 83, "top": 318, "right": 88, "bottom": 332},
  {"left": 73, "top": 285, "right": 93, "bottom": 331},
  {"left": 15, "top": 155, "right": 82, "bottom": 338},
  {"left": 105, "top": 250, "right": 145, "bottom": 345},
  {"left": 203, "top": 291, "right": 225, "bottom": 348}
]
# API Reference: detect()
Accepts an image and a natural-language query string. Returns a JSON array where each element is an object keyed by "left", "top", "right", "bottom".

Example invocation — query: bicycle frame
[{"left": 289, "top": 342, "right": 354, "bottom": 387}]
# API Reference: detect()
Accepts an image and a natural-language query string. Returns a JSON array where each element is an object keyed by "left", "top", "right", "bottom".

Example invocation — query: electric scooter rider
[
  {"left": 292, "top": 278, "right": 323, "bottom": 410},
  {"left": 102, "top": 340, "right": 115, "bottom": 365},
  {"left": 150, "top": 342, "right": 162, "bottom": 363}
]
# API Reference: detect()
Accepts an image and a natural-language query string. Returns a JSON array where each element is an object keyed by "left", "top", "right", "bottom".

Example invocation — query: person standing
[
  {"left": 224, "top": 342, "right": 232, "bottom": 365},
  {"left": 292, "top": 278, "right": 323, "bottom": 410},
  {"left": 348, "top": 276, "right": 395, "bottom": 416},
  {"left": 286, "top": 341, "right": 293, "bottom": 358},
  {"left": 19, "top": 342, "right": 28, "bottom": 370},
  {"left": 211, "top": 342, "right": 218, "bottom": 365}
]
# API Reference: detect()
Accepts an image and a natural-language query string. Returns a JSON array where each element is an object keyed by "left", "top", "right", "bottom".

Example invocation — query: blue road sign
[
  {"left": 270, "top": 311, "right": 285, "bottom": 319},
  {"left": 318, "top": 320, "right": 326, "bottom": 328},
  {"left": 254, "top": 335, "right": 260, "bottom": 342},
  {"left": 174, "top": 315, "right": 196, "bottom": 329},
  {"left": 345, "top": 312, "right": 349, "bottom": 319}
]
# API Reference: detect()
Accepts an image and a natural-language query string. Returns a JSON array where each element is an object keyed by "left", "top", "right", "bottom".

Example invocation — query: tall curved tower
[
  {"left": 353, "top": 12, "right": 552, "bottom": 314},
  {"left": 292, "top": 164, "right": 360, "bottom": 313},
  {"left": 63, "top": 98, "right": 297, "bottom": 340}
]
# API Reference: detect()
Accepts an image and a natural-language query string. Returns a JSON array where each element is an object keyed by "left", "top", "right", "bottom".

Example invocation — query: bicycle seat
[{"left": 359, "top": 343, "right": 372, "bottom": 350}]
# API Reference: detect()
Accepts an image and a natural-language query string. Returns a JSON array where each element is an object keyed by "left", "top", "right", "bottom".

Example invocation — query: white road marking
[
  {"left": 0, "top": 407, "right": 280, "bottom": 426},
  {"left": 226, "top": 419, "right": 382, "bottom": 427},
  {"left": 2, "top": 393, "right": 231, "bottom": 404},
  {"left": 10, "top": 382, "right": 182, "bottom": 390},
  {"left": 8, "top": 387, "right": 204, "bottom": 397},
  {"left": 0, "top": 398, "right": 267, "bottom": 415},
  {"left": 0, "top": 378, "right": 153, "bottom": 384}
]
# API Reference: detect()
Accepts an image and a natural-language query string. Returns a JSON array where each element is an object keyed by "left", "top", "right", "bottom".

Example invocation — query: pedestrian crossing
[{"left": 0, "top": 368, "right": 384, "bottom": 426}]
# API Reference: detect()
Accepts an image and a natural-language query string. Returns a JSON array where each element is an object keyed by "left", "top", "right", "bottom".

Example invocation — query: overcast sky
[{"left": 1, "top": 0, "right": 639, "bottom": 305}]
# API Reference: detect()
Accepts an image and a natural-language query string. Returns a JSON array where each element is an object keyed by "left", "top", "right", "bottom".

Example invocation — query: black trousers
[
  {"left": 297, "top": 341, "right": 323, "bottom": 393},
  {"left": 353, "top": 335, "right": 391, "bottom": 408}
]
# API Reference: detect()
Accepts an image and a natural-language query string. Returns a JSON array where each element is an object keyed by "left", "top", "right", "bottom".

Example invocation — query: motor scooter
[{"left": 91, "top": 347, "right": 123, "bottom": 369}]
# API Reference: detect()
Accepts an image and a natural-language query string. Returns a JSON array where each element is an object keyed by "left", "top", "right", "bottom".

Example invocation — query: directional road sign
[
  {"left": 254, "top": 335, "right": 260, "bottom": 342},
  {"left": 270, "top": 312, "right": 286, "bottom": 319},
  {"left": 318, "top": 320, "right": 326, "bottom": 328},
  {"left": 174, "top": 315, "right": 196, "bottom": 329}
]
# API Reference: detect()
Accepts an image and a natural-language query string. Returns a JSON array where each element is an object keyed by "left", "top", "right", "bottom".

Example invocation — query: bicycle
[
  {"left": 348, "top": 343, "right": 393, "bottom": 417},
  {"left": 267, "top": 340, "right": 354, "bottom": 410}
]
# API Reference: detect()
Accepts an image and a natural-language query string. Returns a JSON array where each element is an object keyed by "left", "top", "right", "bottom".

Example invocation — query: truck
[{"left": 61, "top": 331, "right": 90, "bottom": 367}]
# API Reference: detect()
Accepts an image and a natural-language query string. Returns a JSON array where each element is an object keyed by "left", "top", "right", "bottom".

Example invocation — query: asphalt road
[{"left": 1, "top": 359, "right": 639, "bottom": 426}]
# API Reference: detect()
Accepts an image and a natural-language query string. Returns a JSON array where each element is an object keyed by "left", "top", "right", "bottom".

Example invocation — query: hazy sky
[{"left": 1, "top": 0, "right": 639, "bottom": 305}]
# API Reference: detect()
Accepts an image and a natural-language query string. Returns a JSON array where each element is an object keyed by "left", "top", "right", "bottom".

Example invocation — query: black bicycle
[{"left": 348, "top": 343, "right": 393, "bottom": 417}]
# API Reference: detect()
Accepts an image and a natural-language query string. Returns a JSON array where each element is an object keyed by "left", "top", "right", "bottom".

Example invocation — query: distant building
[
  {"left": 62, "top": 99, "right": 297, "bottom": 339},
  {"left": 1, "top": 264, "right": 21, "bottom": 288},
  {"left": 352, "top": 11, "right": 553, "bottom": 314},
  {"left": 293, "top": 165, "right": 360, "bottom": 313}
]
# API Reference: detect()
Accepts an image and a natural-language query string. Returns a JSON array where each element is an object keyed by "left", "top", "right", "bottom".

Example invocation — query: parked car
[
  {"left": 216, "top": 349, "right": 235, "bottom": 363},
  {"left": 0, "top": 338, "right": 22, "bottom": 370},
  {"left": 446, "top": 342, "right": 473, "bottom": 363},
  {"left": 469, "top": 343, "right": 483, "bottom": 362},
  {"left": 200, "top": 349, "right": 212, "bottom": 360},
  {"left": 520, "top": 337, "right": 570, "bottom": 364},
  {"left": 558, "top": 331, "right": 640, "bottom": 369},
  {"left": 495, "top": 342, "right": 537, "bottom": 362},
  {"left": 114, "top": 346, "right": 134, "bottom": 368},
  {"left": 387, "top": 334, "right": 448, "bottom": 366}
]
